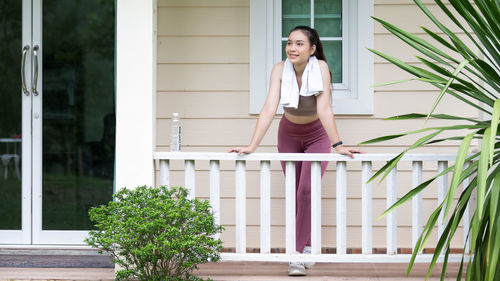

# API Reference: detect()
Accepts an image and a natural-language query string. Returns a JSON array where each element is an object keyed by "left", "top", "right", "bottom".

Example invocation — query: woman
[{"left": 229, "top": 26, "right": 362, "bottom": 276}]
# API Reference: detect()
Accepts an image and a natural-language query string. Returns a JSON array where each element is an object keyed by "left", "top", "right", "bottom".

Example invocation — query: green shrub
[{"left": 85, "top": 185, "right": 224, "bottom": 281}]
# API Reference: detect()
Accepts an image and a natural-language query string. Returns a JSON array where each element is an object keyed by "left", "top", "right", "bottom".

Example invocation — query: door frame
[
  {"left": 1, "top": 0, "right": 89, "bottom": 245},
  {"left": 2, "top": 0, "right": 157, "bottom": 246}
]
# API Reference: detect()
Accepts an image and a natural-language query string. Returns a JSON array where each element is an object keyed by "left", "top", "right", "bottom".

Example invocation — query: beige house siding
[{"left": 156, "top": 0, "right": 476, "bottom": 250}]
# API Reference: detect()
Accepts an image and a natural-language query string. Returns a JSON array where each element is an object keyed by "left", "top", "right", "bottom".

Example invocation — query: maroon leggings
[{"left": 278, "top": 116, "right": 331, "bottom": 253}]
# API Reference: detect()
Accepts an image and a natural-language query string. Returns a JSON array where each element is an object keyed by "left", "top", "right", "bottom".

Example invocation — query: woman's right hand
[{"left": 227, "top": 146, "right": 255, "bottom": 155}]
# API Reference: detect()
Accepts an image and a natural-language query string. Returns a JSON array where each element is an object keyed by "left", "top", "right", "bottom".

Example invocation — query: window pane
[
  {"left": 323, "top": 41, "right": 342, "bottom": 83},
  {"left": 282, "top": 0, "right": 310, "bottom": 37},
  {"left": 42, "top": 0, "right": 115, "bottom": 230},
  {"left": 314, "top": 0, "right": 342, "bottom": 37},
  {"left": 282, "top": 41, "right": 287, "bottom": 61},
  {"left": 0, "top": 0, "right": 22, "bottom": 230}
]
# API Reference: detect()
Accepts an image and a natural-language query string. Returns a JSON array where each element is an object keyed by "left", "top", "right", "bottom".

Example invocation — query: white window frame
[{"left": 249, "top": 0, "right": 373, "bottom": 115}]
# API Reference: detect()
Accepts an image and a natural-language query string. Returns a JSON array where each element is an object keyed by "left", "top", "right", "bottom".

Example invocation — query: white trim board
[{"left": 115, "top": 0, "right": 157, "bottom": 189}]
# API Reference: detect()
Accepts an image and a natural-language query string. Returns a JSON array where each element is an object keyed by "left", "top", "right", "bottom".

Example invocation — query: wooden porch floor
[{"left": 0, "top": 262, "right": 463, "bottom": 280}]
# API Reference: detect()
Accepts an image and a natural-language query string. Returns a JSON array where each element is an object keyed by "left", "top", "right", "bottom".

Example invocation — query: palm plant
[{"left": 361, "top": 0, "right": 500, "bottom": 280}]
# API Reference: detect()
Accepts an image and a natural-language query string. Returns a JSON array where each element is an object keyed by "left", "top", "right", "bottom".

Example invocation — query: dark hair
[{"left": 289, "top": 26, "right": 327, "bottom": 62}]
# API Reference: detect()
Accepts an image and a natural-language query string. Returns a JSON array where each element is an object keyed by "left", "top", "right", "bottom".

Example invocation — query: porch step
[
  {"left": 0, "top": 248, "right": 113, "bottom": 268},
  {"left": 0, "top": 261, "right": 463, "bottom": 281}
]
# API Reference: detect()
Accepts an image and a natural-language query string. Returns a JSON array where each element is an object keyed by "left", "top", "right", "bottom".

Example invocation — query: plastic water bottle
[{"left": 170, "top": 113, "right": 181, "bottom": 151}]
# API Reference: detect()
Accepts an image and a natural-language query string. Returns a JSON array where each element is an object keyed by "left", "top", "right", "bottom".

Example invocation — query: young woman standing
[{"left": 229, "top": 26, "right": 362, "bottom": 276}]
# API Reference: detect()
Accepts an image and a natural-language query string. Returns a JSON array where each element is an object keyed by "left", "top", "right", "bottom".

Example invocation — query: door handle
[
  {"left": 21, "top": 45, "right": 30, "bottom": 96},
  {"left": 33, "top": 45, "right": 39, "bottom": 96}
]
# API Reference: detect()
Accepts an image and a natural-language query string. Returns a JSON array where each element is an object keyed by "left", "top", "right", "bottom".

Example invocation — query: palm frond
[{"left": 368, "top": 0, "right": 500, "bottom": 279}]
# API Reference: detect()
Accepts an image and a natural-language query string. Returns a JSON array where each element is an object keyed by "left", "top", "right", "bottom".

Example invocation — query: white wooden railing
[{"left": 153, "top": 152, "right": 472, "bottom": 263}]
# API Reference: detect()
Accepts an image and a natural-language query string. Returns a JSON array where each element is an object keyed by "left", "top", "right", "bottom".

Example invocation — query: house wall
[{"left": 156, "top": 0, "right": 477, "bottom": 250}]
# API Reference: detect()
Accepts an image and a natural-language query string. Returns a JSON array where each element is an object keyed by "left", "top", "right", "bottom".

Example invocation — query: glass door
[
  {"left": 32, "top": 0, "right": 115, "bottom": 244},
  {"left": 0, "top": 0, "right": 32, "bottom": 244},
  {"left": 0, "top": 0, "right": 115, "bottom": 245}
]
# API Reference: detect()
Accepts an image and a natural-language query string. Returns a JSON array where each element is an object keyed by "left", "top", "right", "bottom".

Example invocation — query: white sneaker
[
  {"left": 302, "top": 246, "right": 315, "bottom": 269},
  {"left": 288, "top": 262, "right": 306, "bottom": 276}
]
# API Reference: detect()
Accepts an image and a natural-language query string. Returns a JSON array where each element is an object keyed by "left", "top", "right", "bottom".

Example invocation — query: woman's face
[{"left": 285, "top": 30, "right": 316, "bottom": 65}]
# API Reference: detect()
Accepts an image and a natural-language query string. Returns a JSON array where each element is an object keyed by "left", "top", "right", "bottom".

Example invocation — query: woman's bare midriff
[{"left": 284, "top": 112, "right": 319, "bottom": 124}]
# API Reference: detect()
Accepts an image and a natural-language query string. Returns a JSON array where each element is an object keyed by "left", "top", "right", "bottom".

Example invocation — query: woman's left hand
[{"left": 334, "top": 145, "right": 364, "bottom": 159}]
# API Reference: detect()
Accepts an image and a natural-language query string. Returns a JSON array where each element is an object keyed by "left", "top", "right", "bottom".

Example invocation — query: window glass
[
  {"left": 314, "top": 0, "right": 342, "bottom": 37},
  {"left": 282, "top": 0, "right": 310, "bottom": 37},
  {"left": 282, "top": 41, "right": 287, "bottom": 62},
  {"left": 0, "top": 0, "right": 22, "bottom": 230},
  {"left": 42, "top": 0, "right": 115, "bottom": 230},
  {"left": 323, "top": 41, "right": 342, "bottom": 83},
  {"left": 282, "top": 0, "right": 342, "bottom": 83}
]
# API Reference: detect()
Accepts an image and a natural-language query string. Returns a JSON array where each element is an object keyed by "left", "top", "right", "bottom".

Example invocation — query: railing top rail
[{"left": 154, "top": 152, "right": 459, "bottom": 162}]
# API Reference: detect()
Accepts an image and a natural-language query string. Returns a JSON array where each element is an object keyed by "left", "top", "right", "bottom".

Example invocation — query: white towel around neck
[{"left": 280, "top": 56, "right": 324, "bottom": 109}]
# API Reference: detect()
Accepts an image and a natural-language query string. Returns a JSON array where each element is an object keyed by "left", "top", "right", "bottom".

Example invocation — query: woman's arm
[
  {"left": 316, "top": 61, "right": 363, "bottom": 158},
  {"left": 228, "top": 62, "right": 284, "bottom": 155}
]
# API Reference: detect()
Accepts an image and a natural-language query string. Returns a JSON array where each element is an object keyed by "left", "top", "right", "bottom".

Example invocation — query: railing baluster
[
  {"left": 412, "top": 161, "right": 423, "bottom": 253},
  {"left": 336, "top": 161, "right": 347, "bottom": 255},
  {"left": 311, "top": 161, "right": 322, "bottom": 255},
  {"left": 235, "top": 160, "right": 246, "bottom": 254},
  {"left": 260, "top": 160, "right": 271, "bottom": 254},
  {"left": 153, "top": 152, "right": 465, "bottom": 263},
  {"left": 285, "top": 161, "right": 296, "bottom": 254},
  {"left": 362, "top": 161, "right": 372, "bottom": 254},
  {"left": 185, "top": 160, "right": 195, "bottom": 200},
  {"left": 437, "top": 161, "right": 448, "bottom": 238},
  {"left": 210, "top": 160, "right": 221, "bottom": 240},
  {"left": 159, "top": 159, "right": 170, "bottom": 187},
  {"left": 386, "top": 166, "right": 398, "bottom": 255},
  {"left": 463, "top": 161, "right": 472, "bottom": 253}
]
